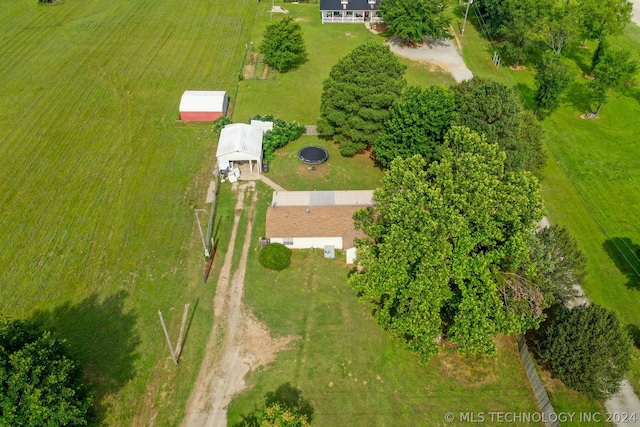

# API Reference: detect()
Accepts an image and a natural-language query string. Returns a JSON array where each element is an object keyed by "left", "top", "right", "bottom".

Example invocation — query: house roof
[
  {"left": 320, "top": 0, "right": 379, "bottom": 10},
  {"left": 216, "top": 123, "right": 263, "bottom": 158},
  {"left": 272, "top": 190, "right": 375, "bottom": 207},
  {"left": 179, "top": 91, "right": 227, "bottom": 112},
  {"left": 265, "top": 205, "right": 367, "bottom": 249}
]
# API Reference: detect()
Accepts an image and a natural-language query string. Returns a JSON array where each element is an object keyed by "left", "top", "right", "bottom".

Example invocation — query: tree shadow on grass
[
  {"left": 233, "top": 383, "right": 314, "bottom": 426},
  {"left": 563, "top": 45, "right": 592, "bottom": 76},
  {"left": 562, "top": 81, "right": 592, "bottom": 115},
  {"left": 515, "top": 82, "right": 536, "bottom": 111},
  {"left": 619, "top": 85, "right": 640, "bottom": 109},
  {"left": 30, "top": 290, "right": 140, "bottom": 421},
  {"left": 626, "top": 324, "right": 640, "bottom": 349},
  {"left": 603, "top": 238, "right": 640, "bottom": 291}
]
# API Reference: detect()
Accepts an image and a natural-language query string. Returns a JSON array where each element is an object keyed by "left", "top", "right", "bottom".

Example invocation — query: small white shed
[{"left": 216, "top": 123, "right": 264, "bottom": 173}]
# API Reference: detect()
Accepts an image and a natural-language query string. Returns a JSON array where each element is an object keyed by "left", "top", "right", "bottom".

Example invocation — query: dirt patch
[
  {"left": 435, "top": 347, "right": 498, "bottom": 387},
  {"left": 243, "top": 53, "right": 259, "bottom": 79},
  {"left": 183, "top": 182, "right": 294, "bottom": 427},
  {"left": 294, "top": 17, "right": 310, "bottom": 22},
  {"left": 386, "top": 36, "right": 473, "bottom": 82},
  {"left": 509, "top": 65, "right": 527, "bottom": 71}
]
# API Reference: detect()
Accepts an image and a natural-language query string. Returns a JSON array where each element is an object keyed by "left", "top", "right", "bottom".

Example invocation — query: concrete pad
[{"left": 631, "top": 0, "right": 640, "bottom": 26}]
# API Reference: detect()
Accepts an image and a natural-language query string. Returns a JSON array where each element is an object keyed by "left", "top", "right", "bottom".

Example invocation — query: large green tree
[
  {"left": 539, "top": 305, "right": 633, "bottom": 400},
  {"left": 379, "top": 0, "right": 450, "bottom": 45},
  {"left": 373, "top": 85, "right": 456, "bottom": 167},
  {"left": 589, "top": 47, "right": 638, "bottom": 117},
  {"left": 259, "top": 17, "right": 307, "bottom": 72},
  {"left": 453, "top": 78, "right": 523, "bottom": 150},
  {"left": 350, "top": 127, "right": 544, "bottom": 360},
  {"left": 542, "top": 3, "right": 580, "bottom": 54},
  {"left": 496, "top": 0, "right": 553, "bottom": 67},
  {"left": 578, "top": 0, "right": 632, "bottom": 44},
  {"left": 452, "top": 78, "right": 545, "bottom": 175},
  {"left": 0, "top": 317, "right": 92, "bottom": 426},
  {"left": 318, "top": 43, "right": 406, "bottom": 156},
  {"left": 534, "top": 53, "right": 573, "bottom": 114},
  {"left": 528, "top": 225, "right": 586, "bottom": 306}
]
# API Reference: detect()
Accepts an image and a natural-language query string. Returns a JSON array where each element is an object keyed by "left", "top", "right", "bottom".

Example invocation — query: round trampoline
[{"left": 298, "top": 146, "right": 329, "bottom": 165}]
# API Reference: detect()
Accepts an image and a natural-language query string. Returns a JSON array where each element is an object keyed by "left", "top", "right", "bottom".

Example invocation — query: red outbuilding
[{"left": 179, "top": 91, "right": 228, "bottom": 121}]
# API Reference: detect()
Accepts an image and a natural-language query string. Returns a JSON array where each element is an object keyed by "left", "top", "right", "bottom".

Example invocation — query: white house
[
  {"left": 265, "top": 190, "right": 375, "bottom": 264},
  {"left": 216, "top": 123, "right": 265, "bottom": 174},
  {"left": 320, "top": 0, "right": 381, "bottom": 24}
]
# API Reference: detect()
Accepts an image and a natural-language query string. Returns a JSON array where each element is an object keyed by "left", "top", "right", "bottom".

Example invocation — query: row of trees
[
  {"left": 469, "top": 0, "right": 638, "bottom": 117},
  {"left": 476, "top": 0, "right": 632, "bottom": 63},
  {"left": 318, "top": 43, "right": 546, "bottom": 177}
]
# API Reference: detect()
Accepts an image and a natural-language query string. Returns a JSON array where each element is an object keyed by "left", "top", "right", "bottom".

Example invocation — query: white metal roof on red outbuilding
[{"left": 179, "top": 91, "right": 227, "bottom": 112}]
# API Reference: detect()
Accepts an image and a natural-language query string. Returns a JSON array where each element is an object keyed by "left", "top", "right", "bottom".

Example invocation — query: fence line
[{"left": 517, "top": 335, "right": 561, "bottom": 427}]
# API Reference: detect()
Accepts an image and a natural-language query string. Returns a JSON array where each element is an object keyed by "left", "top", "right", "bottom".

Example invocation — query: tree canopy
[
  {"left": 379, "top": 0, "right": 450, "bottom": 45},
  {"left": 534, "top": 53, "right": 573, "bottom": 114},
  {"left": 589, "top": 47, "right": 638, "bottom": 116},
  {"left": 497, "top": 0, "right": 553, "bottom": 66},
  {"left": 259, "top": 17, "right": 307, "bottom": 72},
  {"left": 350, "top": 126, "right": 544, "bottom": 360},
  {"left": 452, "top": 78, "right": 545, "bottom": 175},
  {"left": 373, "top": 85, "right": 456, "bottom": 167},
  {"left": 528, "top": 225, "right": 586, "bottom": 306},
  {"left": 539, "top": 305, "right": 633, "bottom": 400},
  {"left": 578, "top": 0, "right": 632, "bottom": 44},
  {"left": 318, "top": 43, "right": 406, "bottom": 156},
  {"left": 0, "top": 317, "right": 92, "bottom": 426},
  {"left": 452, "top": 78, "right": 523, "bottom": 149}
]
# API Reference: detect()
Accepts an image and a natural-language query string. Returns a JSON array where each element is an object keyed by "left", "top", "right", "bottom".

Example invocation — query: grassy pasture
[
  {"left": 0, "top": 0, "right": 257, "bottom": 423},
  {"left": 455, "top": 2, "right": 640, "bottom": 418}
]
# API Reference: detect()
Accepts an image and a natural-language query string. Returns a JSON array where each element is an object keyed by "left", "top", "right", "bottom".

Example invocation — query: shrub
[
  {"left": 252, "top": 115, "right": 305, "bottom": 161},
  {"left": 539, "top": 304, "right": 633, "bottom": 400},
  {"left": 259, "top": 243, "right": 292, "bottom": 271},
  {"left": 212, "top": 116, "right": 232, "bottom": 134}
]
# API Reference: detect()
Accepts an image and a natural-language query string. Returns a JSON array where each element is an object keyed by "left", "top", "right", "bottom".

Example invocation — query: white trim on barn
[{"left": 216, "top": 123, "right": 264, "bottom": 174}]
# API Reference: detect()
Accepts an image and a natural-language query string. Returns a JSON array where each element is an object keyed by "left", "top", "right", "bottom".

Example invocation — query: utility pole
[
  {"left": 195, "top": 209, "right": 210, "bottom": 258},
  {"left": 462, "top": 0, "right": 473, "bottom": 36},
  {"left": 158, "top": 311, "right": 178, "bottom": 366}
]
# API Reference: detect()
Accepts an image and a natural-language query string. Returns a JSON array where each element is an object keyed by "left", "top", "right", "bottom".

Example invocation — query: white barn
[{"left": 216, "top": 123, "right": 264, "bottom": 174}]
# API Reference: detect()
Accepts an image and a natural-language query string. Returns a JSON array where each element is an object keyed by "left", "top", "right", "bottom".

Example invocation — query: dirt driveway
[
  {"left": 182, "top": 182, "right": 292, "bottom": 427},
  {"left": 386, "top": 36, "right": 473, "bottom": 83}
]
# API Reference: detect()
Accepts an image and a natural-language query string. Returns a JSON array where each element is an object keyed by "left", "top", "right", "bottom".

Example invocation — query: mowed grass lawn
[
  {"left": 457, "top": 3, "right": 640, "bottom": 419},
  {"left": 232, "top": 3, "right": 455, "bottom": 125},
  {"left": 0, "top": 0, "right": 257, "bottom": 424},
  {"left": 266, "top": 136, "right": 385, "bottom": 191},
  {"left": 227, "top": 183, "right": 540, "bottom": 426}
]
